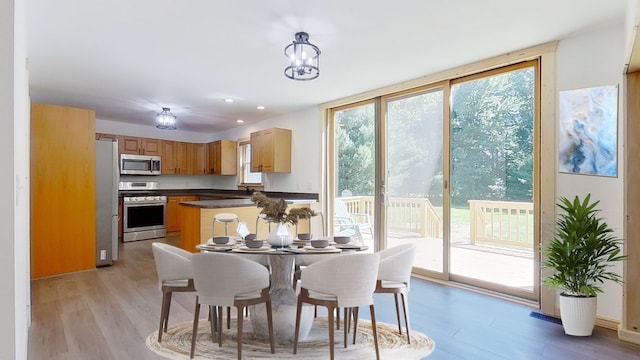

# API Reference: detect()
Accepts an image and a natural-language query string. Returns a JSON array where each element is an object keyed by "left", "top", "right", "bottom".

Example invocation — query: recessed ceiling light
[
  {"left": 257, "top": 105, "right": 265, "bottom": 110},
  {"left": 224, "top": 98, "right": 234, "bottom": 103},
  {"left": 236, "top": 119, "right": 244, "bottom": 123}
]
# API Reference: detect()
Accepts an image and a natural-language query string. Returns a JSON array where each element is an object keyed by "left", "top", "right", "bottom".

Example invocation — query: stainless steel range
[{"left": 120, "top": 181, "right": 167, "bottom": 242}]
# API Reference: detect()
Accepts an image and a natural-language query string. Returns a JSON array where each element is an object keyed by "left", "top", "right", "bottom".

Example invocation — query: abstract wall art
[{"left": 558, "top": 84, "right": 618, "bottom": 177}]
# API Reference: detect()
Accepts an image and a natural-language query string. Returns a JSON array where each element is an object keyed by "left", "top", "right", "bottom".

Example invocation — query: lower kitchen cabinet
[{"left": 166, "top": 196, "right": 198, "bottom": 232}]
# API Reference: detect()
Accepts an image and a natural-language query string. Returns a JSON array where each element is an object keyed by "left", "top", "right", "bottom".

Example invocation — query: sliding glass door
[{"left": 328, "top": 60, "right": 539, "bottom": 300}]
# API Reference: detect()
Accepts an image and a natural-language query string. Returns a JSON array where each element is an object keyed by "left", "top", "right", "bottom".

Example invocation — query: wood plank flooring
[{"left": 29, "top": 235, "right": 640, "bottom": 359}]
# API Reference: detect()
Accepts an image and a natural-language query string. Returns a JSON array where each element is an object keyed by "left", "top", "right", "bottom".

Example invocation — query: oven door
[{"left": 123, "top": 201, "right": 167, "bottom": 241}]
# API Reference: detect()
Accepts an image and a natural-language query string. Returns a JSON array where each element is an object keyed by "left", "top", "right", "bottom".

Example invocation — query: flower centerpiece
[{"left": 251, "top": 192, "right": 316, "bottom": 247}]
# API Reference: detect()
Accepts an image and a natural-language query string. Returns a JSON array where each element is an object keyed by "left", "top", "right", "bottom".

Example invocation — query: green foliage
[
  {"left": 542, "top": 194, "right": 626, "bottom": 297},
  {"left": 250, "top": 192, "right": 316, "bottom": 225}
]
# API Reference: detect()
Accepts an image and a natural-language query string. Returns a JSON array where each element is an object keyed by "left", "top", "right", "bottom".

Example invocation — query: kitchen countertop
[
  {"left": 180, "top": 198, "right": 316, "bottom": 209},
  {"left": 118, "top": 188, "right": 319, "bottom": 201}
]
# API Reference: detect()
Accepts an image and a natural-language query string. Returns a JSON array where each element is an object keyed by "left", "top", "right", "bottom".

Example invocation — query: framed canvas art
[{"left": 558, "top": 84, "right": 618, "bottom": 177}]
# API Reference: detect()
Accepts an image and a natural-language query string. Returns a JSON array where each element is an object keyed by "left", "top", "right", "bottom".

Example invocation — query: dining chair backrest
[
  {"left": 152, "top": 243, "right": 194, "bottom": 288},
  {"left": 377, "top": 244, "right": 416, "bottom": 286},
  {"left": 301, "top": 253, "right": 380, "bottom": 308},
  {"left": 191, "top": 252, "right": 270, "bottom": 306}
]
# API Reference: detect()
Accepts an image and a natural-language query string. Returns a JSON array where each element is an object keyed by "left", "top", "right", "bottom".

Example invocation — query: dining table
[{"left": 196, "top": 238, "right": 368, "bottom": 343}]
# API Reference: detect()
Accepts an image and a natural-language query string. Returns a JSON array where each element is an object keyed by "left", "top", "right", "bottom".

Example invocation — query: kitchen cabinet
[
  {"left": 190, "top": 143, "right": 209, "bottom": 175},
  {"left": 162, "top": 140, "right": 189, "bottom": 174},
  {"left": 32, "top": 103, "right": 97, "bottom": 278},
  {"left": 121, "top": 136, "right": 162, "bottom": 156},
  {"left": 166, "top": 195, "right": 199, "bottom": 232},
  {"left": 208, "top": 140, "right": 237, "bottom": 175},
  {"left": 250, "top": 128, "right": 291, "bottom": 172}
]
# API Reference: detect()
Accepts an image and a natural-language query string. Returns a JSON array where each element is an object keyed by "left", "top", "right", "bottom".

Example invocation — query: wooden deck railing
[
  {"left": 339, "top": 196, "right": 441, "bottom": 238},
  {"left": 468, "top": 200, "right": 534, "bottom": 249}
]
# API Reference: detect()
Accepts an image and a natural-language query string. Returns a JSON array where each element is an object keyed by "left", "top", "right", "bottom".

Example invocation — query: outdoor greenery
[
  {"left": 542, "top": 194, "right": 625, "bottom": 297},
  {"left": 335, "top": 66, "right": 534, "bottom": 208}
]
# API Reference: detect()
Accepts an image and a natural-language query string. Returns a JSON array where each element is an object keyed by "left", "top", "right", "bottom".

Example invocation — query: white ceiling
[{"left": 26, "top": 0, "right": 627, "bottom": 133}]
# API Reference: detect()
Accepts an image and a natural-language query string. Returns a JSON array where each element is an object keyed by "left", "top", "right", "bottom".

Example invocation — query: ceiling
[{"left": 26, "top": 0, "right": 627, "bottom": 133}]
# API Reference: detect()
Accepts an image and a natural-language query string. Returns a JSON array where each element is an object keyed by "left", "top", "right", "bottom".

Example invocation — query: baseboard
[
  {"left": 618, "top": 325, "right": 640, "bottom": 345},
  {"left": 552, "top": 306, "right": 620, "bottom": 331}
]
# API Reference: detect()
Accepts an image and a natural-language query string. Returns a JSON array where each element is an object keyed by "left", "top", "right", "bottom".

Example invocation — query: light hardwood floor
[{"left": 29, "top": 235, "right": 640, "bottom": 359}]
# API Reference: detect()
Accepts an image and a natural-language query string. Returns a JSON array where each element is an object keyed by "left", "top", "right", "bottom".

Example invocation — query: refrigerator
[{"left": 96, "top": 139, "right": 120, "bottom": 266}]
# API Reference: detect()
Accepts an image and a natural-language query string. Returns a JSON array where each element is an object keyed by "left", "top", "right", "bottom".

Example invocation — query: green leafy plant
[
  {"left": 251, "top": 192, "right": 316, "bottom": 225},
  {"left": 542, "top": 194, "right": 626, "bottom": 297}
]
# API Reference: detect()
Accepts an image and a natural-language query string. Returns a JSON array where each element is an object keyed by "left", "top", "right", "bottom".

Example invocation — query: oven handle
[{"left": 124, "top": 202, "right": 166, "bottom": 207}]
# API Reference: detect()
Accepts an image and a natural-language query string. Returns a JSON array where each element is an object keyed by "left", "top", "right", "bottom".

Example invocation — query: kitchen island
[{"left": 179, "top": 198, "right": 314, "bottom": 252}]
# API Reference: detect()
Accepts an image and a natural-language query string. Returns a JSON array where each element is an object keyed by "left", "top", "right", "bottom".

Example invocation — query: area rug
[{"left": 146, "top": 316, "right": 435, "bottom": 359}]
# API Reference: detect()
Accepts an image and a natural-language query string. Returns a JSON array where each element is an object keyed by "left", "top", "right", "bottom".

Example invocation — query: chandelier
[
  {"left": 284, "top": 32, "right": 320, "bottom": 81},
  {"left": 155, "top": 107, "right": 177, "bottom": 130}
]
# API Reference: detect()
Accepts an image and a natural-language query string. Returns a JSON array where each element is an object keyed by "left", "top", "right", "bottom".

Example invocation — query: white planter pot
[
  {"left": 559, "top": 293, "right": 597, "bottom": 336},
  {"left": 267, "top": 223, "right": 293, "bottom": 247}
]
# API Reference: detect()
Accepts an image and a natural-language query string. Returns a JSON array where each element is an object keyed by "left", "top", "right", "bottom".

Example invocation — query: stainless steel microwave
[{"left": 120, "top": 154, "right": 161, "bottom": 175}]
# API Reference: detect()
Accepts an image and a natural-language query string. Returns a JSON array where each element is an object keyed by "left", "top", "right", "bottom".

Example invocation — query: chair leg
[
  {"left": 336, "top": 307, "right": 340, "bottom": 330},
  {"left": 158, "top": 291, "right": 169, "bottom": 342},
  {"left": 328, "top": 305, "right": 335, "bottom": 360},
  {"left": 293, "top": 298, "right": 303, "bottom": 354},
  {"left": 217, "top": 306, "right": 224, "bottom": 347},
  {"left": 236, "top": 306, "right": 243, "bottom": 360},
  {"left": 209, "top": 306, "right": 217, "bottom": 342},
  {"left": 401, "top": 291, "right": 411, "bottom": 344},
  {"left": 343, "top": 307, "right": 349, "bottom": 348},
  {"left": 227, "top": 306, "right": 231, "bottom": 329},
  {"left": 190, "top": 298, "right": 200, "bottom": 359},
  {"left": 394, "top": 293, "right": 402, "bottom": 334},
  {"left": 164, "top": 292, "right": 173, "bottom": 332},
  {"left": 369, "top": 304, "right": 380, "bottom": 360},
  {"left": 265, "top": 300, "right": 275, "bottom": 354},
  {"left": 352, "top": 307, "right": 359, "bottom": 344}
]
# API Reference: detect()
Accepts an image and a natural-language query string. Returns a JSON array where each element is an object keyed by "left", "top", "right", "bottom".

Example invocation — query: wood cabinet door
[
  {"left": 142, "top": 138, "right": 162, "bottom": 156},
  {"left": 261, "top": 129, "right": 275, "bottom": 172},
  {"left": 176, "top": 142, "right": 189, "bottom": 174},
  {"left": 250, "top": 131, "right": 262, "bottom": 172},
  {"left": 121, "top": 136, "right": 141, "bottom": 154},
  {"left": 192, "top": 143, "right": 209, "bottom": 175},
  {"left": 162, "top": 140, "right": 177, "bottom": 174},
  {"left": 166, "top": 196, "right": 180, "bottom": 232},
  {"left": 219, "top": 140, "right": 237, "bottom": 175}
]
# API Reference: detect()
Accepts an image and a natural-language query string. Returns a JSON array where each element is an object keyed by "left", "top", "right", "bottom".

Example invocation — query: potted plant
[
  {"left": 251, "top": 192, "right": 316, "bottom": 247},
  {"left": 541, "top": 194, "right": 626, "bottom": 336}
]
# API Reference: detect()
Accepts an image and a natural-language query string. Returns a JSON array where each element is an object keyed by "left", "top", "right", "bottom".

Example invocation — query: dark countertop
[
  {"left": 118, "top": 188, "right": 319, "bottom": 201},
  {"left": 180, "top": 198, "right": 316, "bottom": 209}
]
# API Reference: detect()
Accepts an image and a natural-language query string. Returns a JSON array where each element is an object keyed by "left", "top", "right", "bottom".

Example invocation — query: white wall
[
  {"left": 556, "top": 24, "right": 626, "bottom": 320},
  {"left": 3, "top": 0, "right": 29, "bottom": 359}
]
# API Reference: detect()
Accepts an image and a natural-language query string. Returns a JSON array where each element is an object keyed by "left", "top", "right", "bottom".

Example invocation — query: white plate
[
  {"left": 335, "top": 243, "right": 363, "bottom": 250},
  {"left": 232, "top": 247, "right": 276, "bottom": 253}
]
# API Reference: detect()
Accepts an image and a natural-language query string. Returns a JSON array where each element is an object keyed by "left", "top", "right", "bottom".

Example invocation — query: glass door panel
[
  {"left": 332, "top": 102, "right": 376, "bottom": 251},
  {"left": 449, "top": 63, "right": 537, "bottom": 299},
  {"left": 385, "top": 89, "right": 444, "bottom": 274}
]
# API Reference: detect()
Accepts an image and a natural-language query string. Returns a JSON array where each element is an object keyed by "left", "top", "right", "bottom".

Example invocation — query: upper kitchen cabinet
[
  {"left": 162, "top": 140, "right": 189, "bottom": 174},
  {"left": 31, "top": 103, "right": 97, "bottom": 278},
  {"left": 250, "top": 128, "right": 291, "bottom": 172},
  {"left": 208, "top": 140, "right": 237, "bottom": 175},
  {"left": 190, "top": 143, "right": 209, "bottom": 175},
  {"left": 121, "top": 136, "right": 162, "bottom": 156}
]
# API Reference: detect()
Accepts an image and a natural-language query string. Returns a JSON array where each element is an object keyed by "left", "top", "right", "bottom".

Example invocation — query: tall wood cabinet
[
  {"left": 31, "top": 103, "right": 97, "bottom": 278},
  {"left": 208, "top": 140, "right": 237, "bottom": 175},
  {"left": 250, "top": 128, "right": 291, "bottom": 172}
]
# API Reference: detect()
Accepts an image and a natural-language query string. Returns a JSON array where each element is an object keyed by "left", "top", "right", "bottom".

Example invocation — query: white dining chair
[
  {"left": 151, "top": 242, "right": 197, "bottom": 342},
  {"left": 190, "top": 252, "right": 275, "bottom": 359},
  {"left": 375, "top": 243, "right": 416, "bottom": 343},
  {"left": 293, "top": 252, "right": 381, "bottom": 360}
]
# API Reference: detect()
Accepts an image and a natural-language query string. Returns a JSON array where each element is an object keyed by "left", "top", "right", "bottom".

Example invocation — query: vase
[{"left": 267, "top": 223, "right": 293, "bottom": 247}]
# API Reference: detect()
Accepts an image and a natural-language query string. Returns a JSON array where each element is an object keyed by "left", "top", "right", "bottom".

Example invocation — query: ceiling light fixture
[
  {"left": 257, "top": 105, "right": 265, "bottom": 110},
  {"left": 155, "top": 107, "right": 177, "bottom": 130},
  {"left": 224, "top": 98, "right": 234, "bottom": 103},
  {"left": 284, "top": 31, "right": 320, "bottom": 81},
  {"left": 236, "top": 119, "right": 244, "bottom": 124}
]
